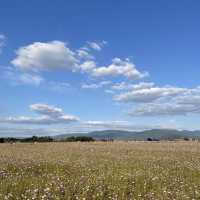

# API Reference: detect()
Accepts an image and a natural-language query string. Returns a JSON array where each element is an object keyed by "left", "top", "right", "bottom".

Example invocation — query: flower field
[{"left": 1, "top": 141, "right": 200, "bottom": 199}]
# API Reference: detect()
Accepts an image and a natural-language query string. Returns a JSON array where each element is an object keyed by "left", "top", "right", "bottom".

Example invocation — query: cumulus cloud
[
  {"left": 175, "top": 94, "right": 200, "bottom": 105},
  {"left": 123, "top": 85, "right": 200, "bottom": 116},
  {"left": 11, "top": 41, "right": 79, "bottom": 72},
  {"left": 0, "top": 104, "right": 79, "bottom": 125},
  {"left": 109, "top": 81, "right": 200, "bottom": 117},
  {"left": 79, "top": 60, "right": 96, "bottom": 72},
  {"left": 8, "top": 39, "right": 200, "bottom": 118},
  {"left": 11, "top": 41, "right": 147, "bottom": 80},
  {"left": 91, "top": 58, "right": 148, "bottom": 79}
]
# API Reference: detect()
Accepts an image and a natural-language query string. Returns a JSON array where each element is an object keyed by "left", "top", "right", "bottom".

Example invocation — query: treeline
[
  {"left": 0, "top": 136, "right": 53, "bottom": 143},
  {"left": 0, "top": 136, "right": 192, "bottom": 143},
  {"left": 146, "top": 137, "right": 191, "bottom": 141},
  {"left": 0, "top": 136, "right": 97, "bottom": 143}
]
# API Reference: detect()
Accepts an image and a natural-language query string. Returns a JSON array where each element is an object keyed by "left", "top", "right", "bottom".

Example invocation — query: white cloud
[
  {"left": 81, "top": 81, "right": 111, "bottom": 89},
  {"left": 115, "top": 86, "right": 188, "bottom": 102},
  {"left": 111, "top": 82, "right": 154, "bottom": 91},
  {"left": 81, "top": 83, "right": 102, "bottom": 89},
  {"left": 91, "top": 58, "right": 148, "bottom": 79},
  {"left": 9, "top": 40, "right": 200, "bottom": 118},
  {"left": 19, "top": 73, "right": 44, "bottom": 86},
  {"left": 79, "top": 60, "right": 96, "bottom": 72},
  {"left": 30, "top": 104, "right": 64, "bottom": 118},
  {"left": 87, "top": 41, "right": 107, "bottom": 51},
  {"left": 109, "top": 81, "right": 200, "bottom": 117},
  {"left": 2, "top": 68, "right": 44, "bottom": 86},
  {"left": 2, "top": 67, "right": 73, "bottom": 91},
  {"left": 0, "top": 116, "right": 70, "bottom": 125},
  {"left": 129, "top": 102, "right": 200, "bottom": 117},
  {"left": 175, "top": 94, "right": 200, "bottom": 105},
  {"left": 0, "top": 104, "right": 79, "bottom": 125},
  {"left": 82, "top": 120, "right": 135, "bottom": 130},
  {"left": 123, "top": 85, "right": 200, "bottom": 116},
  {"left": 11, "top": 41, "right": 79, "bottom": 72},
  {"left": 84, "top": 120, "right": 127, "bottom": 125},
  {"left": 77, "top": 49, "right": 94, "bottom": 60},
  {"left": 11, "top": 41, "right": 147, "bottom": 81}
]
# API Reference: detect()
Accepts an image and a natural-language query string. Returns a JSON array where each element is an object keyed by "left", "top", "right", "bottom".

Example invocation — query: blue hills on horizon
[{"left": 54, "top": 129, "right": 200, "bottom": 140}]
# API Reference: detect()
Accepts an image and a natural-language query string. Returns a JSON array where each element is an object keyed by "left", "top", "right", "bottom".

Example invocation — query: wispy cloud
[
  {"left": 112, "top": 82, "right": 200, "bottom": 116},
  {"left": 0, "top": 34, "right": 6, "bottom": 54},
  {"left": 111, "top": 82, "right": 154, "bottom": 91},
  {"left": 128, "top": 102, "right": 200, "bottom": 117},
  {"left": 2, "top": 67, "right": 44, "bottom": 86},
  {"left": 87, "top": 41, "right": 107, "bottom": 51},
  {"left": 114, "top": 86, "right": 187, "bottom": 103},
  {"left": 0, "top": 104, "right": 79, "bottom": 125},
  {"left": 81, "top": 81, "right": 111, "bottom": 89}
]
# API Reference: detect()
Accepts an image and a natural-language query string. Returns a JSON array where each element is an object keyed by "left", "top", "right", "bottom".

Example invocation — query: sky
[{"left": 1, "top": 0, "right": 200, "bottom": 137}]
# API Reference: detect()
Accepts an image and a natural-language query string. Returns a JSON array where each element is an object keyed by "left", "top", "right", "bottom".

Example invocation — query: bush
[
  {"left": 0, "top": 138, "right": 5, "bottom": 143},
  {"left": 65, "top": 136, "right": 95, "bottom": 142},
  {"left": 20, "top": 136, "right": 54, "bottom": 143},
  {"left": 147, "top": 138, "right": 160, "bottom": 141}
]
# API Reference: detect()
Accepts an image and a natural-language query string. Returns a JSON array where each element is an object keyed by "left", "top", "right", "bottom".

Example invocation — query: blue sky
[{"left": 1, "top": 0, "right": 200, "bottom": 136}]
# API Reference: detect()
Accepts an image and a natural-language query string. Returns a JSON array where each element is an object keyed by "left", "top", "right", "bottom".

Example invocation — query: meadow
[{"left": 0, "top": 141, "right": 200, "bottom": 200}]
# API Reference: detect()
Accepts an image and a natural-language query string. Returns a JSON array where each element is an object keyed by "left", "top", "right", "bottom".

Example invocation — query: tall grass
[{"left": 0, "top": 141, "right": 200, "bottom": 199}]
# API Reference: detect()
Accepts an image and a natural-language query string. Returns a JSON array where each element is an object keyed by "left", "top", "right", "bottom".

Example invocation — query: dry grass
[{"left": 1, "top": 141, "right": 200, "bottom": 199}]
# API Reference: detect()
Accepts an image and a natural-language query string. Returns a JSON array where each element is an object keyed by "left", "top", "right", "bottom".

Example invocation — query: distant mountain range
[{"left": 54, "top": 129, "right": 200, "bottom": 140}]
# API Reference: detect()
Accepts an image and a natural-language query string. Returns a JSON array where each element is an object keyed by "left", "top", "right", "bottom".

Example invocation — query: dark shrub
[
  {"left": 100, "top": 139, "right": 114, "bottom": 142},
  {"left": 21, "top": 136, "right": 53, "bottom": 142},
  {"left": 0, "top": 138, "right": 5, "bottom": 143},
  {"left": 147, "top": 138, "right": 160, "bottom": 141},
  {"left": 65, "top": 136, "right": 95, "bottom": 142}
]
